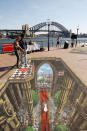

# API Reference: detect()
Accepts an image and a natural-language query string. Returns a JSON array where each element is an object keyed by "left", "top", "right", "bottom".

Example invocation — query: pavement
[
  {"left": 0, "top": 46, "right": 87, "bottom": 87},
  {"left": 0, "top": 53, "right": 16, "bottom": 86}
]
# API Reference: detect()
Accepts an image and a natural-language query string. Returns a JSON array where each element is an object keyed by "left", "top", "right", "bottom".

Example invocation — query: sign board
[{"left": 58, "top": 71, "right": 64, "bottom": 76}]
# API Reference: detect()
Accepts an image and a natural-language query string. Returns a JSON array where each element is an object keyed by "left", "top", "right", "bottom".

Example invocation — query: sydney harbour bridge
[{"left": 0, "top": 21, "right": 70, "bottom": 38}]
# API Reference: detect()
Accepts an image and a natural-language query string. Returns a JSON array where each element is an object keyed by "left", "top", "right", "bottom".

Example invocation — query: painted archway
[
  {"left": 34, "top": 61, "right": 57, "bottom": 95},
  {"left": 37, "top": 63, "right": 53, "bottom": 92}
]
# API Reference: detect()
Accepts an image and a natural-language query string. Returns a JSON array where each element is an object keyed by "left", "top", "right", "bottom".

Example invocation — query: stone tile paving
[
  {"left": 49, "top": 97, "right": 56, "bottom": 129},
  {"left": 33, "top": 102, "right": 40, "bottom": 131}
]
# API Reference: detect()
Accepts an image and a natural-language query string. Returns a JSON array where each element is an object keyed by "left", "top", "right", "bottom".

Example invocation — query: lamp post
[
  {"left": 76, "top": 26, "right": 79, "bottom": 47},
  {"left": 70, "top": 29, "right": 72, "bottom": 46},
  {"left": 47, "top": 19, "right": 51, "bottom": 51}
]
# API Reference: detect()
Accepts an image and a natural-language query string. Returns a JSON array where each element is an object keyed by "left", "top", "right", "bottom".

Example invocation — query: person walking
[
  {"left": 14, "top": 36, "right": 25, "bottom": 68},
  {"left": 19, "top": 34, "right": 28, "bottom": 67}
]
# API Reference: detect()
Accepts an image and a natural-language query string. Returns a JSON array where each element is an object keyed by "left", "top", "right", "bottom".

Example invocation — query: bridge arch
[{"left": 30, "top": 21, "right": 69, "bottom": 33}]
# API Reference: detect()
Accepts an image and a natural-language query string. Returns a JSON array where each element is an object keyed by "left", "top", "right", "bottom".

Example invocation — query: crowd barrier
[
  {"left": 2, "top": 44, "right": 14, "bottom": 53},
  {"left": 0, "top": 43, "right": 14, "bottom": 53}
]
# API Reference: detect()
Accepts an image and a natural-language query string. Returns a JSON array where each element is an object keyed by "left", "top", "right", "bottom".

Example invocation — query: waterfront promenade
[{"left": 0, "top": 46, "right": 87, "bottom": 87}]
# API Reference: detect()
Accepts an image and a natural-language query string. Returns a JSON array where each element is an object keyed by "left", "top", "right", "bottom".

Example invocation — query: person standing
[
  {"left": 19, "top": 34, "right": 27, "bottom": 67},
  {"left": 56, "top": 36, "right": 60, "bottom": 47},
  {"left": 14, "top": 36, "right": 25, "bottom": 68},
  {"left": 71, "top": 38, "right": 74, "bottom": 48}
]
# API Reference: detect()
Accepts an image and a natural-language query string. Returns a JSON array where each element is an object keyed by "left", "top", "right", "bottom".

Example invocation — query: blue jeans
[{"left": 20, "top": 51, "right": 27, "bottom": 66}]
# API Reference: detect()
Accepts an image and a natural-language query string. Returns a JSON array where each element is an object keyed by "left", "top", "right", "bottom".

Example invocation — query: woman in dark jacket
[{"left": 14, "top": 36, "right": 25, "bottom": 68}]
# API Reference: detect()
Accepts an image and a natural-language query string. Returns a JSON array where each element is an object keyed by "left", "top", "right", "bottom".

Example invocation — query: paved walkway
[
  {"left": 0, "top": 47, "right": 87, "bottom": 86},
  {"left": 0, "top": 53, "right": 16, "bottom": 86},
  {"left": 29, "top": 47, "right": 87, "bottom": 85}
]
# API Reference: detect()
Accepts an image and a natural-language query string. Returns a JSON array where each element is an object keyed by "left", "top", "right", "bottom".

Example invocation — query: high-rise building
[
  {"left": 22, "top": 24, "right": 30, "bottom": 36},
  {"left": 25, "top": 24, "right": 29, "bottom": 30},
  {"left": 22, "top": 24, "right": 29, "bottom": 31},
  {"left": 22, "top": 25, "right": 25, "bottom": 30}
]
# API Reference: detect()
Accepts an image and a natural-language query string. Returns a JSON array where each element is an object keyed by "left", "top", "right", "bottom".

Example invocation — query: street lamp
[
  {"left": 47, "top": 19, "right": 51, "bottom": 51},
  {"left": 70, "top": 29, "right": 72, "bottom": 45},
  {"left": 76, "top": 26, "right": 79, "bottom": 46}
]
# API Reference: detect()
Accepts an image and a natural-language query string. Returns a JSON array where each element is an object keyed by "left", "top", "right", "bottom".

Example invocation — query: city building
[{"left": 22, "top": 24, "right": 30, "bottom": 36}]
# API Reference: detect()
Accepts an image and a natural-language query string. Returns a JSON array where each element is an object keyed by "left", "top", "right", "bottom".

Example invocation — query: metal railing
[
  {"left": 1, "top": 39, "right": 87, "bottom": 54},
  {"left": 32, "top": 39, "right": 87, "bottom": 48}
]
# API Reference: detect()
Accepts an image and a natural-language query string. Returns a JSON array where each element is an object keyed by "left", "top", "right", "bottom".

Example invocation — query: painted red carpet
[{"left": 40, "top": 89, "right": 50, "bottom": 131}]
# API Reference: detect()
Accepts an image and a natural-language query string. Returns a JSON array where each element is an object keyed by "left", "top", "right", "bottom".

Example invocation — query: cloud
[
  {"left": 40, "top": 66, "right": 52, "bottom": 71},
  {"left": 46, "top": 67, "right": 52, "bottom": 71},
  {"left": 37, "top": 64, "right": 53, "bottom": 74},
  {"left": 38, "top": 70, "right": 44, "bottom": 74}
]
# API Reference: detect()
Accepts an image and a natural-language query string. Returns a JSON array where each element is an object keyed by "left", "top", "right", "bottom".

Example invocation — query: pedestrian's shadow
[{"left": 0, "top": 65, "right": 15, "bottom": 72}]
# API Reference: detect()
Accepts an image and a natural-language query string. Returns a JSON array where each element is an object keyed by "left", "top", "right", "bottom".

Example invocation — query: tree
[
  {"left": 54, "top": 90, "right": 61, "bottom": 107},
  {"left": 54, "top": 90, "right": 68, "bottom": 107},
  {"left": 32, "top": 90, "right": 39, "bottom": 107},
  {"left": 23, "top": 126, "right": 34, "bottom": 131},
  {"left": 54, "top": 124, "right": 69, "bottom": 131}
]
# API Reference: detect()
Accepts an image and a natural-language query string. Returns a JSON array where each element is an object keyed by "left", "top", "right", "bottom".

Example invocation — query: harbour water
[{"left": 0, "top": 37, "right": 87, "bottom": 48}]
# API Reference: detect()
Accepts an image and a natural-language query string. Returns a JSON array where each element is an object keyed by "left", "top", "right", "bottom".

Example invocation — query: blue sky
[
  {"left": 37, "top": 64, "right": 53, "bottom": 74},
  {"left": 0, "top": 0, "right": 87, "bottom": 33}
]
